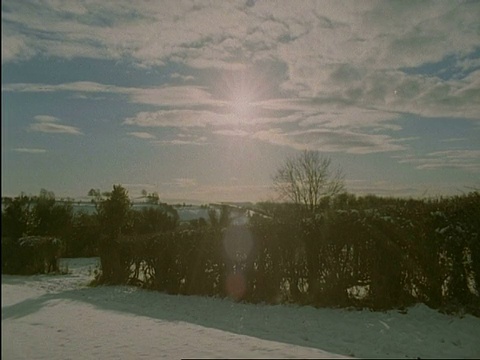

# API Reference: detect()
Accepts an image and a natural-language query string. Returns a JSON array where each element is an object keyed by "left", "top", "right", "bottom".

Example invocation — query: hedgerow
[{"left": 2, "top": 187, "right": 479, "bottom": 316}]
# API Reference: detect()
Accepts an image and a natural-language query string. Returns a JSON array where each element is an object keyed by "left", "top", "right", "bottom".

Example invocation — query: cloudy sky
[{"left": 2, "top": 0, "right": 479, "bottom": 203}]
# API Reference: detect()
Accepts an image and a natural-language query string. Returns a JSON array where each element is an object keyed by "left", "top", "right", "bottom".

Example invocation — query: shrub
[{"left": 2, "top": 236, "right": 63, "bottom": 275}]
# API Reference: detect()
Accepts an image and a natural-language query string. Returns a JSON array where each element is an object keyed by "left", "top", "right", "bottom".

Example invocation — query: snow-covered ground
[{"left": 2, "top": 258, "right": 480, "bottom": 359}]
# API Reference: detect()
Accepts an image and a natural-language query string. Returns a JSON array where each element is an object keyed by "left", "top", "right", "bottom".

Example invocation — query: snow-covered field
[{"left": 2, "top": 258, "right": 480, "bottom": 359}]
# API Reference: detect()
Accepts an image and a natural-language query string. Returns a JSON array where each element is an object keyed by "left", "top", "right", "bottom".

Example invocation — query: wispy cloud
[
  {"left": 124, "top": 110, "right": 230, "bottom": 128},
  {"left": 170, "top": 73, "right": 195, "bottom": 82},
  {"left": 4, "top": 71, "right": 477, "bottom": 156},
  {"left": 127, "top": 132, "right": 156, "bottom": 139},
  {"left": 28, "top": 115, "right": 83, "bottom": 135},
  {"left": 13, "top": 147, "right": 47, "bottom": 154},
  {"left": 2, "top": 82, "right": 221, "bottom": 108},
  {"left": 213, "top": 129, "right": 250, "bottom": 137},
  {"left": 396, "top": 150, "right": 480, "bottom": 173},
  {"left": 441, "top": 138, "right": 467, "bottom": 143},
  {"left": 4, "top": 80, "right": 412, "bottom": 154},
  {"left": 4, "top": 73, "right": 478, "bottom": 125},
  {"left": 153, "top": 138, "right": 209, "bottom": 147},
  {"left": 3, "top": 81, "right": 126, "bottom": 94}
]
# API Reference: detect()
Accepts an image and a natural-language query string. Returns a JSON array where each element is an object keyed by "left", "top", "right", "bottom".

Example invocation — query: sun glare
[
  {"left": 232, "top": 91, "right": 253, "bottom": 118},
  {"left": 216, "top": 68, "right": 269, "bottom": 124}
]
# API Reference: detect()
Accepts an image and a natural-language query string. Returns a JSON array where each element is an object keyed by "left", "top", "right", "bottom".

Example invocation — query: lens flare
[
  {"left": 226, "top": 272, "right": 246, "bottom": 300},
  {"left": 222, "top": 224, "right": 254, "bottom": 300}
]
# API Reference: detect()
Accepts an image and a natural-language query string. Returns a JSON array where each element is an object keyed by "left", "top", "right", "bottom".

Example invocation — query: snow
[
  {"left": 2, "top": 258, "right": 480, "bottom": 359},
  {"left": 176, "top": 206, "right": 210, "bottom": 222}
]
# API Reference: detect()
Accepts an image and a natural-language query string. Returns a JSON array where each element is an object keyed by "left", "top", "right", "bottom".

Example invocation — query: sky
[
  {"left": 2, "top": 0, "right": 480, "bottom": 203},
  {"left": 3, "top": 257, "right": 480, "bottom": 358}
]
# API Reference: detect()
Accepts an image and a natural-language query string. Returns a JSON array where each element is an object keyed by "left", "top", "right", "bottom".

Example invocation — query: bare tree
[{"left": 272, "top": 150, "right": 345, "bottom": 213}]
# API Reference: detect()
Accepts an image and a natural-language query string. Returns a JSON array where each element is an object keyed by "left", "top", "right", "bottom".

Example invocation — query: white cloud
[
  {"left": 170, "top": 73, "right": 195, "bottom": 82},
  {"left": 4, "top": 1, "right": 478, "bottom": 73},
  {"left": 28, "top": 115, "right": 83, "bottom": 135},
  {"left": 29, "top": 122, "right": 83, "bottom": 135},
  {"left": 297, "top": 108, "right": 402, "bottom": 131},
  {"left": 1, "top": 33, "right": 36, "bottom": 63},
  {"left": 250, "top": 128, "right": 302, "bottom": 150}
]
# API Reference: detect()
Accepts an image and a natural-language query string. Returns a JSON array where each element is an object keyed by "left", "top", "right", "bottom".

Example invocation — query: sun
[
  {"left": 231, "top": 88, "right": 254, "bottom": 118},
  {"left": 216, "top": 68, "right": 269, "bottom": 123}
]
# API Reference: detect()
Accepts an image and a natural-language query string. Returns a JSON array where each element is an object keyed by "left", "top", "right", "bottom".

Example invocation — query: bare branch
[{"left": 272, "top": 150, "right": 345, "bottom": 213}]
